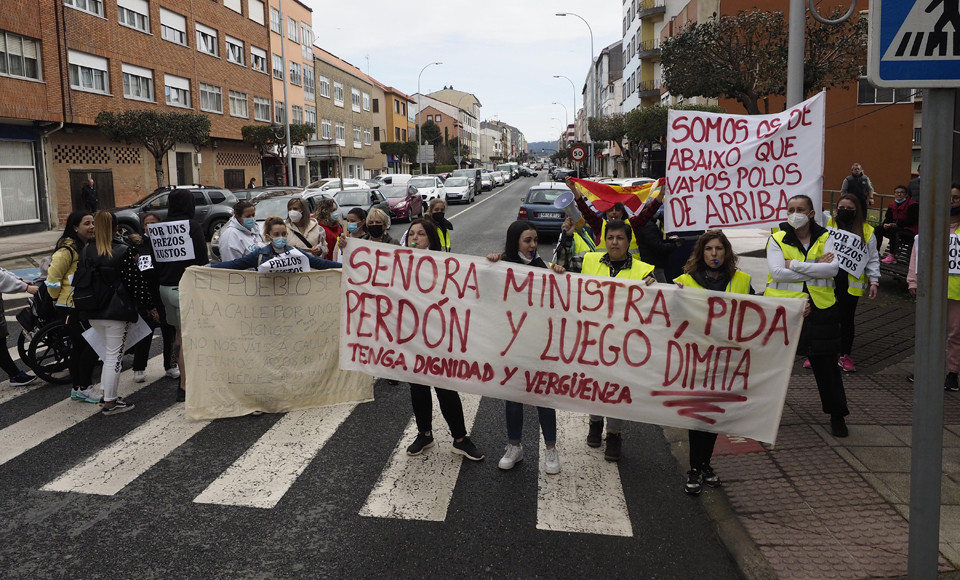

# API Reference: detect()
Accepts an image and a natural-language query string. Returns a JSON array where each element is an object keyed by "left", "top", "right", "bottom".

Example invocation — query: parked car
[
  {"left": 211, "top": 192, "right": 327, "bottom": 260},
  {"left": 519, "top": 166, "right": 539, "bottom": 177},
  {"left": 450, "top": 168, "right": 482, "bottom": 196},
  {"left": 408, "top": 176, "right": 446, "bottom": 202},
  {"left": 479, "top": 173, "right": 494, "bottom": 191},
  {"left": 517, "top": 182, "right": 568, "bottom": 236},
  {"left": 444, "top": 177, "right": 474, "bottom": 204},
  {"left": 491, "top": 171, "right": 505, "bottom": 187},
  {"left": 111, "top": 186, "right": 237, "bottom": 241},
  {"left": 332, "top": 188, "right": 391, "bottom": 218},
  {"left": 380, "top": 184, "right": 424, "bottom": 222},
  {"left": 302, "top": 177, "right": 368, "bottom": 196},
  {"left": 552, "top": 168, "right": 577, "bottom": 181},
  {"left": 378, "top": 173, "right": 413, "bottom": 186}
]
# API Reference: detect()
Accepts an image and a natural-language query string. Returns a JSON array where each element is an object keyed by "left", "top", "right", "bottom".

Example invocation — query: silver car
[{"left": 444, "top": 177, "right": 474, "bottom": 204}]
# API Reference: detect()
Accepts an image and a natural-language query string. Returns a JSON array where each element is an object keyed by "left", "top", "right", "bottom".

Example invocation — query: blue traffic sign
[{"left": 868, "top": 0, "right": 960, "bottom": 87}]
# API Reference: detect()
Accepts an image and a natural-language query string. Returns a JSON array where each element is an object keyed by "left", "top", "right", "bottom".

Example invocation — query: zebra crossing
[{"left": 0, "top": 347, "right": 647, "bottom": 538}]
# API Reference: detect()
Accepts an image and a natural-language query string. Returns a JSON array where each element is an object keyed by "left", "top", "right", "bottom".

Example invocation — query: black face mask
[
  {"left": 367, "top": 224, "right": 384, "bottom": 238},
  {"left": 951, "top": 206, "right": 960, "bottom": 216},
  {"left": 432, "top": 212, "right": 445, "bottom": 222},
  {"left": 835, "top": 208, "right": 857, "bottom": 224}
]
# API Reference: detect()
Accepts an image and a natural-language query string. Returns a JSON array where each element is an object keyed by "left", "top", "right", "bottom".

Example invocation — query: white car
[
  {"left": 302, "top": 177, "right": 368, "bottom": 196},
  {"left": 408, "top": 176, "right": 446, "bottom": 202},
  {"left": 491, "top": 171, "right": 505, "bottom": 187},
  {"left": 444, "top": 177, "right": 474, "bottom": 204}
]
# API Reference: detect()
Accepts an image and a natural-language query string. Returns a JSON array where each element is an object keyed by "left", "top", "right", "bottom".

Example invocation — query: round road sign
[{"left": 570, "top": 145, "right": 586, "bottom": 162}]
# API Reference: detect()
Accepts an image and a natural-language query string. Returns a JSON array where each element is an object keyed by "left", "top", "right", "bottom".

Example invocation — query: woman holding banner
[
  {"left": 285, "top": 197, "right": 326, "bottom": 258},
  {"left": 674, "top": 230, "right": 753, "bottom": 495},
  {"left": 403, "top": 217, "right": 485, "bottom": 461},
  {"left": 486, "top": 220, "right": 565, "bottom": 474},
  {"left": 827, "top": 195, "right": 880, "bottom": 373},
  {"left": 766, "top": 195, "right": 849, "bottom": 437},
  {"left": 219, "top": 200, "right": 263, "bottom": 263},
  {"left": 213, "top": 217, "right": 341, "bottom": 271}
]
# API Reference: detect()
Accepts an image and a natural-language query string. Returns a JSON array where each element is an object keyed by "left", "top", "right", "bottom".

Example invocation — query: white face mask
[
  {"left": 288, "top": 210, "right": 302, "bottom": 223},
  {"left": 787, "top": 212, "right": 810, "bottom": 229}
]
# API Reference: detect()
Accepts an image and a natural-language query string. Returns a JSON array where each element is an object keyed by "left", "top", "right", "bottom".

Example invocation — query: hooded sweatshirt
[
  {"left": 218, "top": 216, "right": 264, "bottom": 262},
  {"left": 154, "top": 189, "right": 209, "bottom": 286}
]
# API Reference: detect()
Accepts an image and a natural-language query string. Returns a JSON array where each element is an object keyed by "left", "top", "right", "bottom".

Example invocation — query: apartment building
[
  {"left": 381, "top": 86, "right": 415, "bottom": 174},
  {"left": 0, "top": 0, "right": 275, "bottom": 231},
  {"left": 621, "top": 0, "right": 667, "bottom": 111},
  {"left": 426, "top": 88, "right": 480, "bottom": 166}
]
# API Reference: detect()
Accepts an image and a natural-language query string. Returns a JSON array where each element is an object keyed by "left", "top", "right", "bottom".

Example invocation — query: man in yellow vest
[{"left": 580, "top": 220, "right": 657, "bottom": 461}]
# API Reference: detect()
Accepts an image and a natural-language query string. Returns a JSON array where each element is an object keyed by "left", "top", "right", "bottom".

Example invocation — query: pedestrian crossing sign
[{"left": 868, "top": 0, "right": 960, "bottom": 87}]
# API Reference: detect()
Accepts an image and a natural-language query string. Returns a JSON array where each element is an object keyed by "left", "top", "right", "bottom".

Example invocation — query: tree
[
  {"left": 380, "top": 141, "right": 418, "bottom": 166},
  {"left": 660, "top": 8, "right": 866, "bottom": 115},
  {"left": 447, "top": 136, "right": 471, "bottom": 161},
  {"left": 588, "top": 114, "right": 627, "bottom": 173},
  {"left": 418, "top": 120, "right": 442, "bottom": 146},
  {"left": 96, "top": 110, "right": 210, "bottom": 188},
  {"left": 241, "top": 123, "right": 315, "bottom": 183},
  {"left": 622, "top": 104, "right": 725, "bottom": 176}
]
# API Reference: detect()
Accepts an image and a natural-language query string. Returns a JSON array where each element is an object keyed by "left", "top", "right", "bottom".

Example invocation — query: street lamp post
[
  {"left": 551, "top": 102, "right": 568, "bottom": 135},
  {"left": 275, "top": 1, "right": 294, "bottom": 187},
  {"left": 556, "top": 12, "right": 595, "bottom": 175},
  {"left": 553, "top": 74, "right": 578, "bottom": 175},
  {"left": 416, "top": 61, "right": 442, "bottom": 175}
]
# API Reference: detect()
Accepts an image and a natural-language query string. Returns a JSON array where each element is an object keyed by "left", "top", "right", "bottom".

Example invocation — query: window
[
  {"left": 229, "top": 90, "right": 248, "bottom": 118},
  {"left": 351, "top": 88, "right": 361, "bottom": 112},
  {"left": 373, "top": 126, "right": 380, "bottom": 141},
  {"left": 160, "top": 8, "right": 187, "bottom": 45},
  {"left": 300, "top": 24, "right": 313, "bottom": 59},
  {"left": 335, "top": 122, "right": 346, "bottom": 144},
  {"left": 122, "top": 63, "right": 153, "bottom": 101},
  {"left": 270, "top": 8, "right": 281, "bottom": 33},
  {"left": 304, "top": 105, "right": 317, "bottom": 137},
  {"left": 287, "top": 17, "right": 298, "bottom": 42},
  {"left": 318, "top": 75, "right": 330, "bottom": 98},
  {"left": 321, "top": 119, "right": 332, "bottom": 139},
  {"left": 291, "top": 105, "right": 303, "bottom": 125},
  {"left": 65, "top": 0, "right": 104, "bottom": 17},
  {"left": 226, "top": 36, "right": 244, "bottom": 66},
  {"left": 199, "top": 82, "right": 222, "bottom": 113},
  {"left": 248, "top": 0, "right": 265, "bottom": 25},
  {"left": 402, "top": 129, "right": 406, "bottom": 140},
  {"left": 0, "top": 141, "right": 40, "bottom": 224},
  {"left": 427, "top": 115, "right": 433, "bottom": 122},
  {"left": 394, "top": 100, "right": 400, "bottom": 113},
  {"left": 303, "top": 66, "right": 315, "bottom": 101},
  {"left": 364, "top": 127, "right": 371, "bottom": 145},
  {"left": 164, "top": 74, "right": 190, "bottom": 108},
  {"left": 395, "top": 127, "right": 400, "bottom": 140},
  {"left": 0, "top": 32, "right": 42, "bottom": 81},
  {"left": 362, "top": 92, "right": 370, "bottom": 111},
  {"left": 401, "top": 102, "right": 406, "bottom": 115},
  {"left": 224, "top": 0, "right": 241, "bottom": 13},
  {"left": 436, "top": 114, "right": 442, "bottom": 123},
  {"left": 117, "top": 0, "right": 149, "bottom": 32},
  {"left": 253, "top": 96, "right": 270, "bottom": 121},
  {"left": 275, "top": 100, "right": 285, "bottom": 123},
  {"left": 372, "top": 98, "right": 379, "bottom": 113},
  {"left": 333, "top": 81, "right": 344, "bottom": 107},
  {"left": 289, "top": 61, "right": 301, "bottom": 86},
  {"left": 68, "top": 50, "right": 109, "bottom": 94},
  {"left": 353, "top": 125, "right": 361, "bottom": 147},
  {"left": 250, "top": 46, "right": 267, "bottom": 73},
  {"left": 857, "top": 76, "right": 914, "bottom": 105},
  {"left": 195, "top": 23, "right": 218, "bottom": 57},
  {"left": 272, "top": 54, "right": 283, "bottom": 79}
]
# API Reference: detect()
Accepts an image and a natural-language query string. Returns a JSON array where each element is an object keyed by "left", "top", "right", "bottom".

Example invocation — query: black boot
[
  {"left": 830, "top": 415, "right": 848, "bottom": 438},
  {"left": 945, "top": 372, "right": 959, "bottom": 392},
  {"left": 586, "top": 419, "right": 603, "bottom": 448}
]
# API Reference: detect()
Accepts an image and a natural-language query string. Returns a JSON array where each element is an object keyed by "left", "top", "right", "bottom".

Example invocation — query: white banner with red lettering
[
  {"left": 339, "top": 240, "right": 805, "bottom": 444},
  {"left": 665, "top": 92, "right": 826, "bottom": 233}
]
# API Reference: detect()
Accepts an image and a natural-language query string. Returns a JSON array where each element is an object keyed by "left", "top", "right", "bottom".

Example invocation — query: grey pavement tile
[
  {"left": 818, "top": 505, "right": 909, "bottom": 547},
  {"left": 791, "top": 473, "right": 887, "bottom": 509},
  {"left": 758, "top": 544, "right": 867, "bottom": 580},
  {"left": 941, "top": 505, "right": 960, "bottom": 539},
  {"left": 817, "top": 424, "right": 903, "bottom": 447},
  {"left": 769, "top": 424, "right": 829, "bottom": 450},
  {"left": 739, "top": 508, "right": 831, "bottom": 547},
  {"left": 712, "top": 453, "right": 781, "bottom": 482},
  {"left": 868, "top": 472, "right": 960, "bottom": 505},
  {"left": 861, "top": 473, "right": 906, "bottom": 506},
  {"left": 771, "top": 448, "right": 853, "bottom": 478},
  {"left": 833, "top": 446, "right": 869, "bottom": 473},
  {"left": 845, "top": 446, "right": 911, "bottom": 473},
  {"left": 939, "top": 542, "right": 960, "bottom": 569},
  {"left": 724, "top": 478, "right": 807, "bottom": 515},
  {"left": 944, "top": 448, "right": 960, "bottom": 474}
]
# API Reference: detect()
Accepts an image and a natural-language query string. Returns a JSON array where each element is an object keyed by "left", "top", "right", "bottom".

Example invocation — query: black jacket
[{"left": 153, "top": 190, "right": 209, "bottom": 286}]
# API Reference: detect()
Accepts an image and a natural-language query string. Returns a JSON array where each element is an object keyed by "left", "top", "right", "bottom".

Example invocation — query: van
[
  {"left": 451, "top": 168, "right": 481, "bottom": 196},
  {"left": 378, "top": 173, "right": 412, "bottom": 186}
]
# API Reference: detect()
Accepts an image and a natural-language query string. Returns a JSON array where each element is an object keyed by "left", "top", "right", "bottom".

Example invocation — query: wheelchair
[{"left": 15, "top": 284, "right": 72, "bottom": 385}]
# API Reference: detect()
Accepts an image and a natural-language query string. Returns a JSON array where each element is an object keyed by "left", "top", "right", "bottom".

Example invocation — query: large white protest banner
[
  {"left": 826, "top": 227, "right": 868, "bottom": 279},
  {"left": 664, "top": 92, "right": 826, "bottom": 233},
  {"left": 339, "top": 240, "right": 805, "bottom": 444},
  {"left": 179, "top": 267, "right": 373, "bottom": 420},
  {"left": 147, "top": 220, "right": 196, "bottom": 262}
]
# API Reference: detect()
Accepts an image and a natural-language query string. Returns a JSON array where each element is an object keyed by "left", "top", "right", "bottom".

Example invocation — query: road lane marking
[
  {"left": 193, "top": 403, "right": 357, "bottom": 509},
  {"left": 536, "top": 410, "right": 634, "bottom": 537},
  {"left": 0, "top": 355, "right": 164, "bottom": 467},
  {"left": 359, "top": 392, "right": 481, "bottom": 521},
  {"left": 42, "top": 403, "right": 209, "bottom": 495},
  {"left": 449, "top": 178, "right": 533, "bottom": 220}
]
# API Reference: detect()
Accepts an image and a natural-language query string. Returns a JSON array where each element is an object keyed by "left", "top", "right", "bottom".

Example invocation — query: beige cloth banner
[{"left": 179, "top": 266, "right": 373, "bottom": 420}]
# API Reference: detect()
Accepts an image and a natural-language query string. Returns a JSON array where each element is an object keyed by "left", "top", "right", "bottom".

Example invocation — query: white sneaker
[
  {"left": 133, "top": 370, "right": 146, "bottom": 383},
  {"left": 544, "top": 447, "right": 561, "bottom": 475},
  {"left": 165, "top": 367, "right": 181, "bottom": 379},
  {"left": 498, "top": 444, "right": 523, "bottom": 470},
  {"left": 75, "top": 385, "right": 101, "bottom": 404}
]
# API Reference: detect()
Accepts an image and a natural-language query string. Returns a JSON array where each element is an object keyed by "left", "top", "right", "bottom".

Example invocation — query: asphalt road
[{"left": 0, "top": 175, "right": 741, "bottom": 579}]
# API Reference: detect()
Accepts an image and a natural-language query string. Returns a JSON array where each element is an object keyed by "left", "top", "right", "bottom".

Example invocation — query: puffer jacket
[
  {"left": 46, "top": 238, "right": 81, "bottom": 307},
  {"left": 218, "top": 217, "right": 263, "bottom": 262}
]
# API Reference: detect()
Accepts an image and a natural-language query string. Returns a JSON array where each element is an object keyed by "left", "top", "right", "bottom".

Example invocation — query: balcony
[
  {"left": 637, "top": 38, "right": 660, "bottom": 59},
  {"left": 638, "top": 78, "right": 661, "bottom": 99},
  {"left": 638, "top": 0, "right": 665, "bottom": 19}
]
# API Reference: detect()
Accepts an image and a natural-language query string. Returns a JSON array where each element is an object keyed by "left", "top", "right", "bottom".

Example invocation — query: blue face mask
[
  {"left": 346, "top": 222, "right": 359, "bottom": 233},
  {"left": 271, "top": 237, "right": 288, "bottom": 249},
  {"left": 243, "top": 217, "right": 257, "bottom": 229},
  {"left": 330, "top": 211, "right": 340, "bottom": 221}
]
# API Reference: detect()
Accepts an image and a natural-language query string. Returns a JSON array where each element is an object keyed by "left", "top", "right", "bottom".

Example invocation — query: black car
[
  {"left": 110, "top": 186, "right": 237, "bottom": 240},
  {"left": 519, "top": 166, "right": 539, "bottom": 177}
]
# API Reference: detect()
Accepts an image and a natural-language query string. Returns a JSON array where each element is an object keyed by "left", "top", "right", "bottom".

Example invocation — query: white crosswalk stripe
[
  {"left": 536, "top": 411, "right": 634, "bottom": 537},
  {"left": 359, "top": 392, "right": 481, "bottom": 521},
  {"left": 193, "top": 403, "right": 357, "bottom": 509},
  {"left": 42, "top": 404, "right": 210, "bottom": 495}
]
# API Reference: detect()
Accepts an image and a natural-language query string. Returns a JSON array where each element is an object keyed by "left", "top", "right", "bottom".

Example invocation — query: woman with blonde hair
[{"left": 363, "top": 208, "right": 398, "bottom": 245}]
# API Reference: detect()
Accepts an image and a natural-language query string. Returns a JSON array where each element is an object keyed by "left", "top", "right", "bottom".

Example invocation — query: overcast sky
[{"left": 302, "top": 1, "right": 624, "bottom": 145}]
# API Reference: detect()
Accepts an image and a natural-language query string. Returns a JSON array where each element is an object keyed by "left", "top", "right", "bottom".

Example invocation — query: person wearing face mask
[
  {"left": 766, "top": 195, "right": 849, "bottom": 437},
  {"left": 284, "top": 197, "right": 326, "bottom": 258},
  {"left": 212, "top": 216, "right": 342, "bottom": 271},
  {"left": 877, "top": 185, "right": 919, "bottom": 264},
  {"left": 908, "top": 184, "right": 960, "bottom": 391},
  {"left": 314, "top": 198, "right": 342, "bottom": 261},
  {"left": 674, "top": 230, "right": 754, "bottom": 495},
  {"left": 827, "top": 195, "right": 879, "bottom": 373},
  {"left": 423, "top": 199, "right": 453, "bottom": 252},
  {"left": 345, "top": 208, "right": 367, "bottom": 239},
  {"left": 218, "top": 200, "right": 264, "bottom": 263},
  {"left": 401, "top": 217, "right": 485, "bottom": 461},
  {"left": 363, "top": 208, "right": 398, "bottom": 245},
  {"left": 565, "top": 177, "right": 664, "bottom": 252},
  {"left": 486, "top": 221, "right": 565, "bottom": 475}
]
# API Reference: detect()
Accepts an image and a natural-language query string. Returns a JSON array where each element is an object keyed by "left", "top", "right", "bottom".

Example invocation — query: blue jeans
[{"left": 506, "top": 401, "right": 557, "bottom": 446}]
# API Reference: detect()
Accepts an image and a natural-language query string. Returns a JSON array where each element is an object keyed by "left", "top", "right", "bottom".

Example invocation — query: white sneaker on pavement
[
  {"left": 543, "top": 447, "right": 561, "bottom": 475},
  {"left": 165, "top": 367, "right": 181, "bottom": 379},
  {"left": 498, "top": 444, "right": 523, "bottom": 470},
  {"left": 74, "top": 386, "right": 102, "bottom": 404},
  {"left": 133, "top": 370, "right": 146, "bottom": 383}
]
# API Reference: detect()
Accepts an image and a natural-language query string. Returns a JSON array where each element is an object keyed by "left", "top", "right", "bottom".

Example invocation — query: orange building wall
[{"left": 0, "top": 0, "right": 64, "bottom": 123}]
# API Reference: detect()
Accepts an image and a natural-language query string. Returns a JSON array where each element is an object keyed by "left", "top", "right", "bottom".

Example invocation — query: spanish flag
[{"left": 569, "top": 178, "right": 663, "bottom": 213}]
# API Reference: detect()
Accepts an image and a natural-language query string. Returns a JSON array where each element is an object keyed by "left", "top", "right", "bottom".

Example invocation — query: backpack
[{"left": 72, "top": 247, "right": 114, "bottom": 312}]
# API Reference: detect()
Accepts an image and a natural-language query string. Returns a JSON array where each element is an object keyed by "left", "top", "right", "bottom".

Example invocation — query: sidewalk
[{"left": 0, "top": 228, "right": 63, "bottom": 276}]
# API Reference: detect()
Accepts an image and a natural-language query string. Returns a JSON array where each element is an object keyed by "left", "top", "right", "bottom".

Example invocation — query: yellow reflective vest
[
  {"left": 826, "top": 218, "right": 875, "bottom": 297},
  {"left": 765, "top": 229, "right": 836, "bottom": 309},
  {"left": 951, "top": 224, "right": 960, "bottom": 301},
  {"left": 674, "top": 271, "right": 752, "bottom": 294},
  {"left": 581, "top": 252, "right": 655, "bottom": 280},
  {"left": 437, "top": 228, "right": 451, "bottom": 253}
]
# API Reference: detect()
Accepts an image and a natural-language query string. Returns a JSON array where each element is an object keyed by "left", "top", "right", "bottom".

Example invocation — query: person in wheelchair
[{"left": 0, "top": 267, "right": 37, "bottom": 386}]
